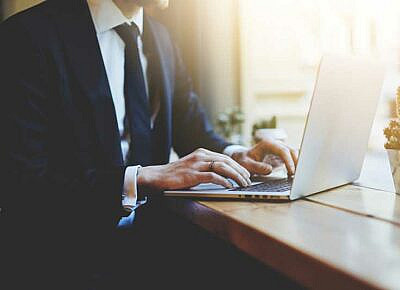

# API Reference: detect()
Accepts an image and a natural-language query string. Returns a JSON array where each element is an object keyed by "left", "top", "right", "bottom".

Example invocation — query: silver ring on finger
[{"left": 209, "top": 160, "right": 216, "bottom": 171}]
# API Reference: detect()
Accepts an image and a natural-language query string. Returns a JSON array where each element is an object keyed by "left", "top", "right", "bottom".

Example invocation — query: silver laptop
[{"left": 165, "top": 55, "right": 385, "bottom": 201}]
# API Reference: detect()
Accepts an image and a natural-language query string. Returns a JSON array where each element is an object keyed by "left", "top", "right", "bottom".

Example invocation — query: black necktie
[{"left": 115, "top": 23, "right": 153, "bottom": 166}]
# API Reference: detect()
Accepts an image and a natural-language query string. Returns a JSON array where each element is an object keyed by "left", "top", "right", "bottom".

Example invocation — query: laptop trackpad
[{"left": 189, "top": 180, "right": 245, "bottom": 191}]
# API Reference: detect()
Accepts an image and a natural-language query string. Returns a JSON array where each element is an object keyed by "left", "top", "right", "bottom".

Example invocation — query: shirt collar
[{"left": 87, "top": 0, "right": 144, "bottom": 35}]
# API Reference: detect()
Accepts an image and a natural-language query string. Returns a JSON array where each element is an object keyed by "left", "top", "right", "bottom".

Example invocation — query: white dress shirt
[{"left": 87, "top": 0, "right": 246, "bottom": 213}]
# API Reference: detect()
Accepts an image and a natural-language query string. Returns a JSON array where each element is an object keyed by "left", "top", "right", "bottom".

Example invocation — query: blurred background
[{"left": 2, "top": 0, "right": 400, "bottom": 153}]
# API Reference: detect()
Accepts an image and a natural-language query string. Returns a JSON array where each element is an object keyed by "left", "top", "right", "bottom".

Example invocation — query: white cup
[{"left": 254, "top": 128, "right": 288, "bottom": 142}]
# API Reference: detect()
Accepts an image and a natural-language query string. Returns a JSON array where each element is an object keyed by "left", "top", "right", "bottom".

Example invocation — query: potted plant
[
  {"left": 216, "top": 107, "right": 245, "bottom": 144},
  {"left": 384, "top": 87, "right": 400, "bottom": 195}
]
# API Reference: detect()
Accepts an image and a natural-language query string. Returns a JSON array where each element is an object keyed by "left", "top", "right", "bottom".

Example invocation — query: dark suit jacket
[{"left": 0, "top": 0, "right": 229, "bottom": 284}]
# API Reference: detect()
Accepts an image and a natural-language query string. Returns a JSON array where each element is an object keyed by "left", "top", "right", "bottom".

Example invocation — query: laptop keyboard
[{"left": 230, "top": 178, "right": 293, "bottom": 192}]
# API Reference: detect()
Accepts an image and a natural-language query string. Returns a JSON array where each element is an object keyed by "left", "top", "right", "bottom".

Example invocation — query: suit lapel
[
  {"left": 144, "top": 15, "right": 173, "bottom": 157},
  {"left": 50, "top": 1, "right": 123, "bottom": 165}
]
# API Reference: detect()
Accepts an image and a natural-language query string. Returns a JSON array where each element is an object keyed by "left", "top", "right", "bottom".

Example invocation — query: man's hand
[
  {"left": 231, "top": 138, "right": 298, "bottom": 176},
  {"left": 137, "top": 148, "right": 252, "bottom": 190}
]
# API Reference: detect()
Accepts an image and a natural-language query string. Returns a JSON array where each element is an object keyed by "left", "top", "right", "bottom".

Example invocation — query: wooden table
[{"left": 166, "top": 152, "right": 400, "bottom": 289}]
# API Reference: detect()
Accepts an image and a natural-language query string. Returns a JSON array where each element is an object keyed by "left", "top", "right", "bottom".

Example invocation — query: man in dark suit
[{"left": 0, "top": 0, "right": 297, "bottom": 287}]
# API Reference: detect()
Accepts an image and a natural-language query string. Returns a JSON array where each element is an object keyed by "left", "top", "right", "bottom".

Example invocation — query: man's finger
[
  {"left": 199, "top": 149, "right": 251, "bottom": 183},
  {"left": 259, "top": 141, "right": 295, "bottom": 175},
  {"left": 290, "top": 148, "right": 298, "bottom": 167},
  {"left": 210, "top": 161, "right": 250, "bottom": 187},
  {"left": 278, "top": 146, "right": 295, "bottom": 175},
  {"left": 244, "top": 158, "right": 273, "bottom": 175},
  {"left": 208, "top": 150, "right": 251, "bottom": 178},
  {"left": 196, "top": 161, "right": 250, "bottom": 186}
]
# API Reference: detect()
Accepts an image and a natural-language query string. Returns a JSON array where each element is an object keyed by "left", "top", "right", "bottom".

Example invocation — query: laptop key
[{"left": 230, "top": 178, "right": 293, "bottom": 192}]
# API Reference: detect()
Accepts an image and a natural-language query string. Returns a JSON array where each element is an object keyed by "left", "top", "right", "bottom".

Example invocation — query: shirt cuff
[
  {"left": 122, "top": 165, "right": 141, "bottom": 212},
  {"left": 223, "top": 145, "right": 248, "bottom": 157}
]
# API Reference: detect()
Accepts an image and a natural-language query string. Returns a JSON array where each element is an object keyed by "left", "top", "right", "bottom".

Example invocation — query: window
[{"left": 239, "top": 0, "right": 400, "bottom": 149}]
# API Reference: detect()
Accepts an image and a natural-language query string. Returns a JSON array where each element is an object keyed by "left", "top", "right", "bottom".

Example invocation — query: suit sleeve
[
  {"left": 171, "top": 42, "right": 232, "bottom": 157},
  {"left": 0, "top": 19, "right": 125, "bottom": 232}
]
